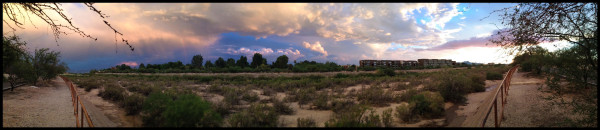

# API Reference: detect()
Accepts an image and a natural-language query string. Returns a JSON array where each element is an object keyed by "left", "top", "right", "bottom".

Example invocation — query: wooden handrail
[
  {"left": 59, "top": 76, "right": 94, "bottom": 127},
  {"left": 479, "top": 65, "right": 519, "bottom": 127}
]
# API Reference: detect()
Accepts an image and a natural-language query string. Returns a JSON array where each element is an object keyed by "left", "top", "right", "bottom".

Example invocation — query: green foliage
[
  {"left": 486, "top": 71, "right": 503, "bottom": 80},
  {"left": 141, "top": 92, "right": 172, "bottom": 127},
  {"left": 297, "top": 117, "right": 316, "bottom": 127},
  {"left": 251, "top": 53, "right": 264, "bottom": 68},
  {"left": 436, "top": 71, "right": 471, "bottom": 103},
  {"left": 273, "top": 98, "right": 294, "bottom": 115},
  {"left": 215, "top": 57, "right": 226, "bottom": 68},
  {"left": 395, "top": 103, "right": 416, "bottom": 123},
  {"left": 382, "top": 108, "right": 393, "bottom": 127},
  {"left": 242, "top": 91, "right": 259, "bottom": 103},
  {"left": 204, "top": 60, "right": 214, "bottom": 68},
  {"left": 123, "top": 93, "right": 145, "bottom": 115},
  {"left": 330, "top": 99, "right": 356, "bottom": 113},
  {"left": 191, "top": 54, "right": 203, "bottom": 69},
  {"left": 236, "top": 56, "right": 250, "bottom": 68},
  {"left": 162, "top": 94, "right": 222, "bottom": 127},
  {"left": 411, "top": 91, "right": 445, "bottom": 118},
  {"left": 273, "top": 55, "right": 289, "bottom": 69},
  {"left": 228, "top": 103, "right": 279, "bottom": 127},
  {"left": 471, "top": 75, "right": 486, "bottom": 92},
  {"left": 80, "top": 80, "right": 100, "bottom": 92},
  {"left": 356, "top": 85, "right": 395, "bottom": 106},
  {"left": 311, "top": 92, "right": 329, "bottom": 110},
  {"left": 32, "top": 48, "right": 68, "bottom": 82},
  {"left": 325, "top": 105, "right": 381, "bottom": 127},
  {"left": 226, "top": 58, "right": 236, "bottom": 68},
  {"left": 377, "top": 68, "right": 396, "bottom": 76},
  {"left": 98, "top": 83, "right": 125, "bottom": 101}
]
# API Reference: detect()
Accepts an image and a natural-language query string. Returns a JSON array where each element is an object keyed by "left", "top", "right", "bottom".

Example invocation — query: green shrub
[
  {"left": 78, "top": 80, "right": 100, "bottom": 92},
  {"left": 395, "top": 103, "right": 417, "bottom": 123},
  {"left": 471, "top": 75, "right": 486, "bottom": 92},
  {"left": 382, "top": 108, "right": 393, "bottom": 127},
  {"left": 312, "top": 92, "right": 329, "bottom": 110},
  {"left": 162, "top": 94, "right": 222, "bottom": 127},
  {"left": 377, "top": 68, "right": 396, "bottom": 76},
  {"left": 295, "top": 87, "right": 316, "bottom": 108},
  {"left": 273, "top": 98, "right": 294, "bottom": 115},
  {"left": 123, "top": 93, "right": 145, "bottom": 115},
  {"left": 141, "top": 92, "right": 173, "bottom": 127},
  {"left": 330, "top": 99, "right": 356, "bottom": 113},
  {"left": 437, "top": 72, "right": 471, "bottom": 103},
  {"left": 325, "top": 105, "right": 380, "bottom": 127},
  {"left": 242, "top": 91, "right": 259, "bottom": 102},
  {"left": 98, "top": 83, "right": 125, "bottom": 101},
  {"left": 486, "top": 72, "right": 503, "bottom": 80},
  {"left": 297, "top": 117, "right": 316, "bottom": 127},
  {"left": 356, "top": 86, "right": 395, "bottom": 106},
  {"left": 399, "top": 89, "right": 419, "bottom": 102},
  {"left": 212, "top": 101, "right": 232, "bottom": 116},
  {"left": 228, "top": 103, "right": 279, "bottom": 127},
  {"left": 412, "top": 91, "right": 445, "bottom": 118}
]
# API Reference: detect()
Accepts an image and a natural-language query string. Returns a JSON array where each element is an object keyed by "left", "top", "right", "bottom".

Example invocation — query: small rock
[{"left": 30, "top": 86, "right": 38, "bottom": 88}]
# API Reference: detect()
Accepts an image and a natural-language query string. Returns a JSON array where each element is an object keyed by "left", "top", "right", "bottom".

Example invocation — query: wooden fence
[{"left": 59, "top": 75, "right": 94, "bottom": 127}]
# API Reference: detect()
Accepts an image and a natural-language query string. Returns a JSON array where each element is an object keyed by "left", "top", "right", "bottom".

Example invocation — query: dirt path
[
  {"left": 488, "top": 71, "right": 576, "bottom": 127},
  {"left": 3, "top": 77, "right": 75, "bottom": 127}
]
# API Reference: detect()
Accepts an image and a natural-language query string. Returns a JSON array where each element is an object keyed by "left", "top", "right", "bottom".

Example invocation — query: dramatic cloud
[
  {"left": 302, "top": 41, "right": 328, "bottom": 56},
  {"left": 223, "top": 47, "right": 305, "bottom": 63},
  {"left": 415, "top": 36, "right": 492, "bottom": 51},
  {"left": 2, "top": 3, "right": 524, "bottom": 72}
]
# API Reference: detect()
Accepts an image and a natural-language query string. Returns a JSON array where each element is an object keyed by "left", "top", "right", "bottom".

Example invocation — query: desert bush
[
  {"left": 273, "top": 98, "right": 294, "bottom": 115},
  {"left": 212, "top": 101, "right": 233, "bottom": 116},
  {"left": 325, "top": 105, "right": 380, "bottom": 127},
  {"left": 123, "top": 93, "right": 145, "bottom": 115},
  {"left": 228, "top": 103, "right": 279, "bottom": 127},
  {"left": 312, "top": 92, "right": 329, "bottom": 110},
  {"left": 295, "top": 87, "right": 316, "bottom": 108},
  {"left": 395, "top": 103, "right": 417, "bottom": 123},
  {"left": 376, "top": 68, "right": 396, "bottom": 77},
  {"left": 297, "top": 117, "right": 317, "bottom": 127},
  {"left": 330, "top": 99, "right": 356, "bottom": 113},
  {"left": 141, "top": 92, "right": 173, "bottom": 127},
  {"left": 162, "top": 94, "right": 222, "bottom": 127},
  {"left": 81, "top": 80, "right": 101, "bottom": 92},
  {"left": 470, "top": 75, "right": 486, "bottom": 92},
  {"left": 437, "top": 72, "right": 471, "bottom": 103},
  {"left": 486, "top": 71, "right": 503, "bottom": 80},
  {"left": 412, "top": 91, "right": 445, "bottom": 118},
  {"left": 98, "top": 83, "right": 125, "bottom": 101},
  {"left": 382, "top": 108, "right": 393, "bottom": 127},
  {"left": 356, "top": 86, "right": 395, "bottom": 106},
  {"left": 395, "top": 82, "right": 410, "bottom": 91},
  {"left": 242, "top": 91, "right": 259, "bottom": 103}
]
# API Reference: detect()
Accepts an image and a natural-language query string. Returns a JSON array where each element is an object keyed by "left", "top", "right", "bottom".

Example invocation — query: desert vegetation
[{"left": 64, "top": 64, "right": 509, "bottom": 127}]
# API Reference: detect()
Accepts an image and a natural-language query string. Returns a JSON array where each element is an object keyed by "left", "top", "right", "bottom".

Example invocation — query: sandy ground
[{"left": 3, "top": 77, "right": 75, "bottom": 127}]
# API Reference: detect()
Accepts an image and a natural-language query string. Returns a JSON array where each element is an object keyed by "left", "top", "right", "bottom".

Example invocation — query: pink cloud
[{"left": 118, "top": 61, "right": 139, "bottom": 67}]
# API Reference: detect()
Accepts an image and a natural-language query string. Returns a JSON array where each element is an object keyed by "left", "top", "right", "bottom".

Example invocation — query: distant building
[
  {"left": 360, "top": 60, "right": 402, "bottom": 68},
  {"left": 360, "top": 59, "right": 457, "bottom": 68},
  {"left": 417, "top": 59, "right": 456, "bottom": 67}
]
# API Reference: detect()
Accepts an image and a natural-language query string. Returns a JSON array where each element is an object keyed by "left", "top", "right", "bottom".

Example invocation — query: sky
[{"left": 3, "top": 3, "right": 572, "bottom": 73}]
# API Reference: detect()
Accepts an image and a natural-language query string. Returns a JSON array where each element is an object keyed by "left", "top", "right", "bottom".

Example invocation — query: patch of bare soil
[{"left": 3, "top": 77, "right": 75, "bottom": 127}]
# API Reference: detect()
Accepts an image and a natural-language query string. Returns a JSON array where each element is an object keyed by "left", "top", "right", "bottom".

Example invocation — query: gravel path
[{"left": 3, "top": 77, "right": 75, "bottom": 127}]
